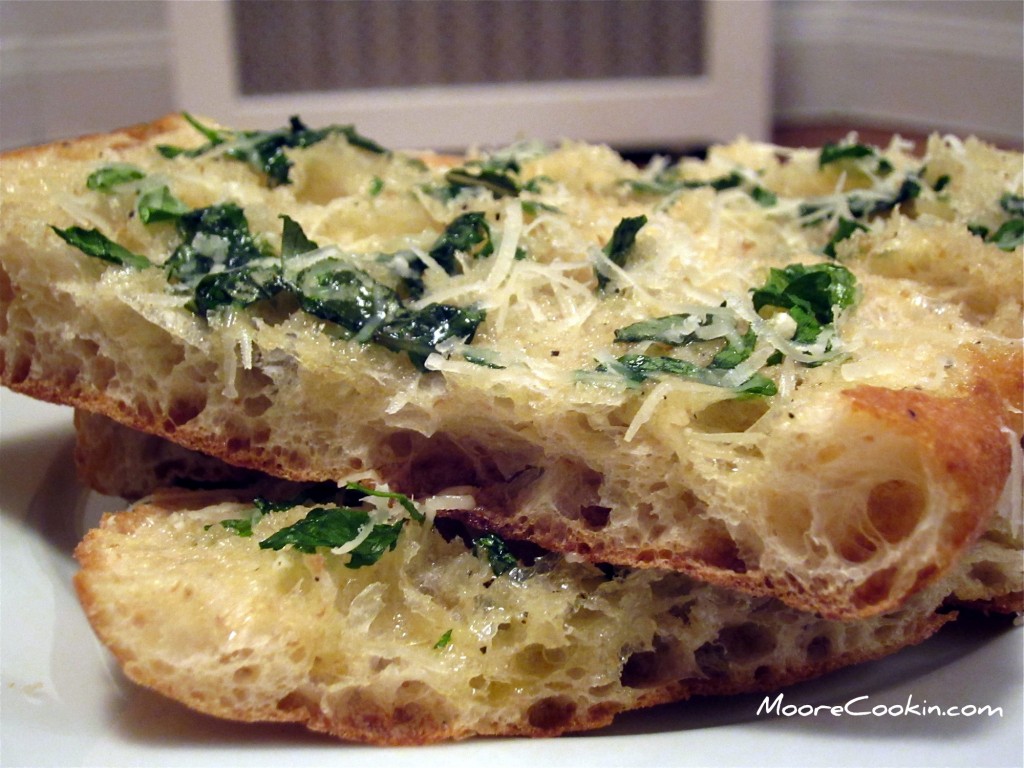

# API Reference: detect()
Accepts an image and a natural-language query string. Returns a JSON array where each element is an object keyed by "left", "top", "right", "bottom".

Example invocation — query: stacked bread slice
[{"left": 1, "top": 114, "right": 1021, "bottom": 743}]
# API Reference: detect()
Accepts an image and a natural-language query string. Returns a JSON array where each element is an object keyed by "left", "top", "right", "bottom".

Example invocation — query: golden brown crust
[
  {"left": 947, "top": 592, "right": 1024, "bottom": 615},
  {"left": 1, "top": 114, "right": 190, "bottom": 165},
  {"left": 843, "top": 383, "right": 1009, "bottom": 551}
]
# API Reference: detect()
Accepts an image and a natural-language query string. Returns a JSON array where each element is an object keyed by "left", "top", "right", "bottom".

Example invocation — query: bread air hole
[
  {"left": 694, "top": 397, "right": 771, "bottom": 435},
  {"left": 968, "top": 561, "right": 1009, "bottom": 590},
  {"left": 620, "top": 635, "right": 683, "bottom": 688},
  {"left": 374, "top": 430, "right": 611, "bottom": 531},
  {"left": 690, "top": 622, "right": 777, "bottom": 679},
  {"left": 805, "top": 634, "right": 833, "bottom": 664},
  {"left": 716, "top": 622, "right": 777, "bottom": 664},
  {"left": 166, "top": 395, "right": 206, "bottom": 428},
  {"left": 514, "top": 644, "right": 568, "bottom": 676},
  {"left": 73, "top": 337, "right": 116, "bottom": 389},
  {"left": 852, "top": 566, "right": 898, "bottom": 609},
  {"left": 232, "top": 665, "right": 258, "bottom": 684},
  {"left": 865, "top": 479, "right": 926, "bottom": 544},
  {"left": 833, "top": 478, "right": 926, "bottom": 564},
  {"left": 526, "top": 695, "right": 577, "bottom": 731}
]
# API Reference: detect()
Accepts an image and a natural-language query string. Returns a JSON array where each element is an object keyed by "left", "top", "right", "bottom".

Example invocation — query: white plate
[{"left": 2, "top": 388, "right": 1022, "bottom": 768}]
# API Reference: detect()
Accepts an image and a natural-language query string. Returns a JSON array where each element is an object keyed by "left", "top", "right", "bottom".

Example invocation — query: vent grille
[{"left": 233, "top": 0, "right": 705, "bottom": 95}]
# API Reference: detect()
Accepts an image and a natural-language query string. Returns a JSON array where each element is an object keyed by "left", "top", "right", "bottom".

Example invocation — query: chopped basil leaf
[
  {"left": 819, "top": 141, "right": 876, "bottom": 167},
  {"left": 751, "top": 263, "right": 857, "bottom": 343},
  {"left": 397, "top": 212, "right": 493, "bottom": 300},
  {"left": 968, "top": 194, "right": 1024, "bottom": 251},
  {"left": 704, "top": 171, "right": 744, "bottom": 191},
  {"left": 86, "top": 163, "right": 145, "bottom": 192},
  {"left": 182, "top": 111, "right": 228, "bottom": 144},
  {"left": 209, "top": 506, "right": 266, "bottom": 537},
  {"left": 709, "top": 328, "right": 757, "bottom": 370},
  {"left": 290, "top": 253, "right": 485, "bottom": 369},
  {"left": 159, "top": 113, "right": 388, "bottom": 187},
  {"left": 611, "top": 311, "right": 760, "bottom": 389},
  {"left": 822, "top": 217, "right": 868, "bottom": 259},
  {"left": 84, "top": 165, "right": 187, "bottom": 224},
  {"left": 170, "top": 204, "right": 268, "bottom": 275},
  {"left": 851, "top": 176, "right": 921, "bottom": 218},
  {"left": 257, "top": 504, "right": 405, "bottom": 568},
  {"left": 799, "top": 175, "right": 922, "bottom": 255},
  {"left": 60, "top": 187, "right": 487, "bottom": 369},
  {"left": 258, "top": 506, "right": 364, "bottom": 552},
  {"left": 442, "top": 155, "right": 524, "bottom": 200},
  {"left": 999, "top": 193, "right": 1024, "bottom": 217},
  {"left": 137, "top": 185, "right": 190, "bottom": 224},
  {"left": 597, "top": 215, "right": 647, "bottom": 290},
  {"left": 218, "top": 517, "right": 256, "bottom": 537},
  {"left": 191, "top": 265, "right": 284, "bottom": 318},
  {"left": 254, "top": 484, "right": 364, "bottom": 515},
  {"left": 163, "top": 204, "right": 280, "bottom": 316},
  {"left": 280, "top": 214, "right": 319, "bottom": 259},
  {"left": 293, "top": 258, "right": 402, "bottom": 339},
  {"left": 445, "top": 167, "right": 520, "bottom": 199},
  {"left": 434, "top": 629, "right": 454, "bottom": 649},
  {"left": 472, "top": 533, "right": 518, "bottom": 576},
  {"left": 988, "top": 218, "right": 1024, "bottom": 251},
  {"left": 51, "top": 226, "right": 152, "bottom": 269},
  {"left": 613, "top": 353, "right": 702, "bottom": 383},
  {"left": 613, "top": 313, "right": 709, "bottom": 346},
  {"left": 611, "top": 353, "right": 777, "bottom": 396},
  {"left": 373, "top": 303, "right": 486, "bottom": 370},
  {"left": 626, "top": 170, "right": 744, "bottom": 196},
  {"left": 462, "top": 350, "right": 506, "bottom": 369},
  {"left": 749, "top": 185, "right": 778, "bottom": 207},
  {"left": 429, "top": 212, "right": 494, "bottom": 272},
  {"left": 344, "top": 482, "right": 425, "bottom": 523},
  {"left": 345, "top": 519, "right": 406, "bottom": 568}
]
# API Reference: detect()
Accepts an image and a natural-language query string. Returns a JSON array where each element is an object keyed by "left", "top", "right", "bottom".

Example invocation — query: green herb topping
[
  {"left": 86, "top": 163, "right": 146, "bottom": 192},
  {"left": 591, "top": 262, "right": 857, "bottom": 396},
  {"left": 437, "top": 150, "right": 549, "bottom": 202},
  {"left": 818, "top": 140, "right": 895, "bottom": 176},
  {"left": 157, "top": 113, "right": 388, "bottom": 187},
  {"left": 397, "top": 211, "right": 494, "bottom": 299},
  {"left": 434, "top": 629, "right": 454, "bottom": 649},
  {"left": 50, "top": 226, "right": 152, "bottom": 269},
  {"left": 751, "top": 262, "right": 857, "bottom": 344},
  {"left": 54, "top": 182, "right": 486, "bottom": 370},
  {"left": 215, "top": 483, "right": 422, "bottom": 569},
  {"left": 969, "top": 193, "right": 1024, "bottom": 251},
  {"left": 623, "top": 168, "right": 775, "bottom": 207},
  {"left": 596, "top": 215, "right": 647, "bottom": 291},
  {"left": 472, "top": 533, "right": 519, "bottom": 576}
]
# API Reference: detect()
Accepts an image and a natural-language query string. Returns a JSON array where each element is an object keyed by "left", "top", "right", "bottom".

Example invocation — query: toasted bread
[
  {"left": 73, "top": 408, "right": 1024, "bottom": 615},
  {"left": 4, "top": 115, "right": 1021, "bottom": 619},
  {"left": 75, "top": 487, "right": 958, "bottom": 745}
]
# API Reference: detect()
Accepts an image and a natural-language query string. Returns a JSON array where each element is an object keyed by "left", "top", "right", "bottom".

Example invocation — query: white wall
[
  {"left": 1, "top": 0, "right": 1021, "bottom": 151},
  {"left": 774, "top": 0, "right": 1023, "bottom": 144},
  {"left": 0, "top": 0, "right": 174, "bottom": 150}
]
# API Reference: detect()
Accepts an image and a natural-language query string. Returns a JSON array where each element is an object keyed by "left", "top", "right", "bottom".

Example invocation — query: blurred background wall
[{"left": 1, "top": 0, "right": 1021, "bottom": 152}]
